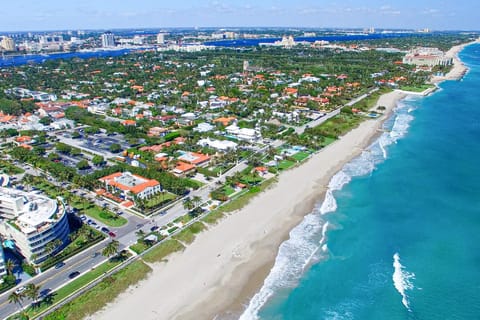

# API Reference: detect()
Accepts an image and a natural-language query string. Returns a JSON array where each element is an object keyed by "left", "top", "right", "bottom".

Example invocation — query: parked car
[
  {"left": 15, "top": 286, "right": 26, "bottom": 294},
  {"left": 68, "top": 271, "right": 80, "bottom": 279}
]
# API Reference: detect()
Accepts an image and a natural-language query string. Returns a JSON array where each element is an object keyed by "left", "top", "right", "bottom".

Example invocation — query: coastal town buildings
[
  {"left": 101, "top": 31, "right": 115, "bottom": 47},
  {"left": 403, "top": 47, "right": 453, "bottom": 66},
  {"left": 0, "top": 187, "right": 70, "bottom": 263},
  {"left": 0, "top": 37, "right": 15, "bottom": 51},
  {"left": 0, "top": 246, "right": 6, "bottom": 277},
  {"left": 98, "top": 172, "right": 161, "bottom": 200}
]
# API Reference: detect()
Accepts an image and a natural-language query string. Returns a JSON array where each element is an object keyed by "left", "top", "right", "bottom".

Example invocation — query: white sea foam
[
  {"left": 240, "top": 101, "right": 418, "bottom": 319},
  {"left": 392, "top": 253, "right": 415, "bottom": 311},
  {"left": 239, "top": 214, "right": 329, "bottom": 320}
]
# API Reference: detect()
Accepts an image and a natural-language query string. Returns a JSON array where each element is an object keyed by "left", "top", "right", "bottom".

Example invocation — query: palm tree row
[{"left": 8, "top": 282, "right": 42, "bottom": 318}]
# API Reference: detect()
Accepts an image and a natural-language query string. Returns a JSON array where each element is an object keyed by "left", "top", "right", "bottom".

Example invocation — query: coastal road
[
  {"left": 294, "top": 88, "right": 380, "bottom": 134},
  {"left": 0, "top": 239, "right": 114, "bottom": 319}
]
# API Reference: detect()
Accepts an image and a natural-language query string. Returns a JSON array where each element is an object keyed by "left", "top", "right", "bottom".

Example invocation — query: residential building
[
  {"left": 193, "top": 122, "right": 214, "bottom": 133},
  {"left": 403, "top": 47, "right": 453, "bottom": 66},
  {"left": 0, "top": 187, "right": 70, "bottom": 263},
  {"left": 0, "top": 37, "right": 15, "bottom": 51},
  {"left": 0, "top": 246, "right": 6, "bottom": 277},
  {"left": 173, "top": 161, "right": 196, "bottom": 177},
  {"left": 99, "top": 172, "right": 161, "bottom": 200},
  {"left": 101, "top": 32, "right": 115, "bottom": 47},
  {"left": 157, "top": 33, "right": 166, "bottom": 45},
  {"left": 225, "top": 124, "right": 261, "bottom": 142},
  {"left": 177, "top": 151, "right": 211, "bottom": 167},
  {"left": 197, "top": 138, "right": 237, "bottom": 151}
]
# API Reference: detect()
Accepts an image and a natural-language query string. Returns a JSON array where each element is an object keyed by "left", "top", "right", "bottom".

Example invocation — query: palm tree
[
  {"left": 135, "top": 230, "right": 146, "bottom": 243},
  {"left": 5, "top": 259, "right": 16, "bottom": 276},
  {"left": 25, "top": 283, "right": 40, "bottom": 308},
  {"left": 183, "top": 197, "right": 194, "bottom": 212},
  {"left": 192, "top": 196, "right": 202, "bottom": 209},
  {"left": 8, "top": 292, "right": 24, "bottom": 313},
  {"left": 102, "top": 240, "right": 120, "bottom": 259}
]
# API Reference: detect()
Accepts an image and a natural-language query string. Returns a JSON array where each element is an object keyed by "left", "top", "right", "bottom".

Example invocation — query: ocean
[{"left": 240, "top": 43, "right": 480, "bottom": 320}]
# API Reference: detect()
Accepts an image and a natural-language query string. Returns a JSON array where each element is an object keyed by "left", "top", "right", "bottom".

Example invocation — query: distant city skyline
[{"left": 1, "top": 0, "right": 479, "bottom": 32}]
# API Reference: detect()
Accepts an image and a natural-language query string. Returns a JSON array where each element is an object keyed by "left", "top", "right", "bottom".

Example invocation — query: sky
[{"left": 1, "top": 0, "right": 479, "bottom": 32}]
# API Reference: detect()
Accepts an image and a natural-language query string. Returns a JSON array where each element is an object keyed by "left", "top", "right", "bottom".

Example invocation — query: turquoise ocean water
[{"left": 240, "top": 43, "right": 480, "bottom": 320}]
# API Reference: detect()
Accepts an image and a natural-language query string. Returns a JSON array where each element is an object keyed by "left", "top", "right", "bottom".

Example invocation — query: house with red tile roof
[
  {"left": 173, "top": 161, "right": 196, "bottom": 177},
  {"left": 177, "top": 151, "right": 210, "bottom": 167},
  {"left": 122, "top": 119, "right": 136, "bottom": 126},
  {"left": 99, "top": 172, "right": 161, "bottom": 200},
  {"left": 213, "top": 117, "right": 236, "bottom": 126}
]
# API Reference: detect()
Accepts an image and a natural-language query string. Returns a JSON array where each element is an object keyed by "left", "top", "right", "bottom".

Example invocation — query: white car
[{"left": 15, "top": 286, "right": 26, "bottom": 294}]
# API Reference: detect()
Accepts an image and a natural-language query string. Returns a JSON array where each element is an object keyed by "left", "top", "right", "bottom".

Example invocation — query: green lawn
[
  {"left": 223, "top": 185, "right": 236, "bottom": 196},
  {"left": 0, "top": 160, "right": 24, "bottom": 174},
  {"left": 130, "top": 241, "right": 150, "bottom": 254},
  {"left": 278, "top": 159, "right": 296, "bottom": 170},
  {"left": 144, "top": 192, "right": 177, "bottom": 208},
  {"left": 291, "top": 151, "right": 310, "bottom": 162},
  {"left": 84, "top": 207, "right": 127, "bottom": 227},
  {"left": 42, "top": 261, "right": 152, "bottom": 320},
  {"left": 400, "top": 84, "right": 435, "bottom": 92}
]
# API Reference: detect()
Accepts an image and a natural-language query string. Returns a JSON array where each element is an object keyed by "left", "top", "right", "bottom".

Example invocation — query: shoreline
[
  {"left": 90, "top": 42, "right": 477, "bottom": 320},
  {"left": 91, "top": 91, "right": 406, "bottom": 320},
  {"left": 430, "top": 40, "right": 478, "bottom": 84}
]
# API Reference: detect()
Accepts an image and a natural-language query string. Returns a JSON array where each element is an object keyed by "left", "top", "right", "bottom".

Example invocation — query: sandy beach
[
  {"left": 430, "top": 40, "right": 478, "bottom": 83},
  {"left": 90, "top": 90, "right": 406, "bottom": 320}
]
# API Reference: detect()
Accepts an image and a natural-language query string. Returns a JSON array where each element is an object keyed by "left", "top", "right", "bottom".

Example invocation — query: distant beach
[
  {"left": 90, "top": 90, "right": 406, "bottom": 320},
  {"left": 430, "top": 40, "right": 478, "bottom": 83}
]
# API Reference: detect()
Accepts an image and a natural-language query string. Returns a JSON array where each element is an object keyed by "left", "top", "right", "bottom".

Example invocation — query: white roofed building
[{"left": 0, "top": 187, "right": 70, "bottom": 264}]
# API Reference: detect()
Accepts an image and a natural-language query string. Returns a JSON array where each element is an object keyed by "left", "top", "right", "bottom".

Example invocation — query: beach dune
[{"left": 91, "top": 91, "right": 406, "bottom": 320}]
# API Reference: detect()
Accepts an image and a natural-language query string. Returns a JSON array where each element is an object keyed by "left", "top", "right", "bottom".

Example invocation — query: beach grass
[
  {"left": 203, "top": 178, "right": 278, "bottom": 225},
  {"left": 173, "top": 222, "right": 206, "bottom": 245},
  {"left": 201, "top": 210, "right": 225, "bottom": 225},
  {"left": 142, "top": 239, "right": 185, "bottom": 263},
  {"left": 42, "top": 261, "right": 152, "bottom": 320}
]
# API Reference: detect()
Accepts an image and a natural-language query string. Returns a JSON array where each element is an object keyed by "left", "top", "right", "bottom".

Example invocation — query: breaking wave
[
  {"left": 239, "top": 102, "right": 416, "bottom": 319},
  {"left": 392, "top": 253, "right": 415, "bottom": 311}
]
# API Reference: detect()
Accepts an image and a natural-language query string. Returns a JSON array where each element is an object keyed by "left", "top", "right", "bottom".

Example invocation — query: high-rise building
[
  {"left": 101, "top": 31, "right": 115, "bottom": 47},
  {"left": 0, "top": 246, "right": 6, "bottom": 277},
  {"left": 0, "top": 37, "right": 15, "bottom": 51},
  {"left": 0, "top": 187, "right": 70, "bottom": 264},
  {"left": 156, "top": 32, "right": 165, "bottom": 45}
]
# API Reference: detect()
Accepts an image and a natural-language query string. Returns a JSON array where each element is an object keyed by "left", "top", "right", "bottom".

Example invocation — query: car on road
[
  {"left": 68, "top": 271, "right": 80, "bottom": 279},
  {"left": 108, "top": 231, "right": 116, "bottom": 238},
  {"left": 40, "top": 288, "right": 51, "bottom": 298},
  {"left": 150, "top": 226, "right": 159, "bottom": 232},
  {"left": 15, "top": 286, "right": 26, "bottom": 294},
  {"left": 101, "top": 227, "right": 110, "bottom": 233},
  {"left": 55, "top": 262, "right": 65, "bottom": 269}
]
